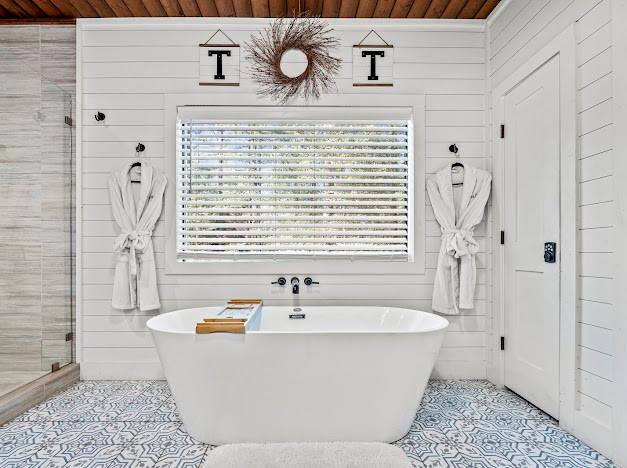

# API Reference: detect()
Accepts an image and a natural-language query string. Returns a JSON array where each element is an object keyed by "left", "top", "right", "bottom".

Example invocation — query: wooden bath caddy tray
[{"left": 195, "top": 299, "right": 262, "bottom": 334}]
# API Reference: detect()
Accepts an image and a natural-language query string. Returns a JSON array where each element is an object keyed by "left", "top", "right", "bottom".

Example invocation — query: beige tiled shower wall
[{"left": 0, "top": 25, "right": 76, "bottom": 374}]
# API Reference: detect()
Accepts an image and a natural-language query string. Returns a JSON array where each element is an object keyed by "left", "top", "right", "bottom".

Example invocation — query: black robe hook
[
  {"left": 449, "top": 143, "right": 464, "bottom": 171},
  {"left": 136, "top": 143, "right": 146, "bottom": 153},
  {"left": 95, "top": 111, "right": 106, "bottom": 122}
]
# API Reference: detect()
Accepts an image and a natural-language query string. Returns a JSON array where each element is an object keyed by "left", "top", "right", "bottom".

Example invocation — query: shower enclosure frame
[{"left": 0, "top": 75, "right": 78, "bottom": 425}]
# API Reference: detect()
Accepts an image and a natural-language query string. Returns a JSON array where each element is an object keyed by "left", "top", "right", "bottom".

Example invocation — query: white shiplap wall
[
  {"left": 487, "top": 0, "right": 614, "bottom": 456},
  {"left": 77, "top": 19, "right": 490, "bottom": 380}
]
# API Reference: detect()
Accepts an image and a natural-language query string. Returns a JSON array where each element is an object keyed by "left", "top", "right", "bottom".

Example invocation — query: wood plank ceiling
[{"left": 0, "top": 0, "right": 500, "bottom": 21}]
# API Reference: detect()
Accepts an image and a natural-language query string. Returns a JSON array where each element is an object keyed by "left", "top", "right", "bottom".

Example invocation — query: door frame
[{"left": 489, "top": 25, "right": 577, "bottom": 430}]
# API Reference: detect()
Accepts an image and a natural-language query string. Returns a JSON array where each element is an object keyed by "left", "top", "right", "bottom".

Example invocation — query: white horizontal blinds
[{"left": 177, "top": 115, "right": 410, "bottom": 261}]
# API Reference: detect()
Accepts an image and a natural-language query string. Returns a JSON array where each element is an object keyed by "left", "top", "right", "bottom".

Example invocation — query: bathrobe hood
[
  {"left": 427, "top": 163, "right": 491, "bottom": 314},
  {"left": 109, "top": 161, "right": 167, "bottom": 311}
]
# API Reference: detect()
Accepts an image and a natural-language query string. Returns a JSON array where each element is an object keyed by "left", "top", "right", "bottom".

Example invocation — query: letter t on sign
[
  {"left": 352, "top": 30, "right": 393, "bottom": 87},
  {"left": 198, "top": 30, "right": 240, "bottom": 87},
  {"left": 207, "top": 50, "right": 231, "bottom": 80},
  {"left": 362, "top": 50, "right": 385, "bottom": 81}
]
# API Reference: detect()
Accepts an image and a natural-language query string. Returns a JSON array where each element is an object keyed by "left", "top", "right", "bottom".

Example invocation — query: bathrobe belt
[
  {"left": 441, "top": 228, "right": 478, "bottom": 311},
  {"left": 441, "top": 227, "right": 478, "bottom": 259},
  {"left": 114, "top": 230, "right": 153, "bottom": 305}
]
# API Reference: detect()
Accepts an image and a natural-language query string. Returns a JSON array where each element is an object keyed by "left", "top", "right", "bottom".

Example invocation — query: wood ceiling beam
[
  {"left": 232, "top": 0, "right": 251, "bottom": 16},
  {"left": 406, "top": 0, "right": 429, "bottom": 18},
  {"left": 220, "top": 0, "right": 242, "bottom": 18},
  {"left": 372, "top": 0, "right": 394, "bottom": 17},
  {"left": 456, "top": 0, "right": 484, "bottom": 18},
  {"left": 142, "top": 0, "right": 167, "bottom": 14},
  {"left": 474, "top": 0, "right": 497, "bottom": 18},
  {"left": 47, "top": 0, "right": 78, "bottom": 16},
  {"left": 268, "top": 0, "right": 285, "bottom": 17},
  {"left": 338, "top": 0, "right": 358, "bottom": 18},
  {"left": 11, "top": 0, "right": 46, "bottom": 16},
  {"left": 321, "top": 0, "right": 339, "bottom": 17},
  {"left": 441, "top": 0, "right": 467, "bottom": 18},
  {"left": 305, "top": 0, "right": 322, "bottom": 16},
  {"left": 0, "top": 0, "right": 27, "bottom": 16},
  {"left": 0, "top": 16, "right": 75, "bottom": 22},
  {"left": 30, "top": 0, "right": 63, "bottom": 16},
  {"left": 250, "top": 0, "right": 269, "bottom": 16},
  {"left": 104, "top": 0, "right": 133, "bottom": 15},
  {"left": 389, "top": 0, "right": 411, "bottom": 18},
  {"left": 285, "top": 0, "right": 298, "bottom": 15},
  {"left": 70, "top": 0, "right": 99, "bottom": 16},
  {"left": 84, "top": 0, "right": 116, "bottom": 16},
  {"left": 177, "top": 0, "right": 201, "bottom": 14},
  {"left": 121, "top": 0, "right": 151, "bottom": 15},
  {"left": 160, "top": 0, "right": 183, "bottom": 15},
  {"left": 215, "top": 0, "right": 235, "bottom": 15},
  {"left": 425, "top": 0, "right": 448, "bottom": 17},
  {"left": 0, "top": 0, "right": 502, "bottom": 21},
  {"left": 196, "top": 0, "right": 218, "bottom": 15},
  {"left": 355, "top": 0, "right": 376, "bottom": 17}
]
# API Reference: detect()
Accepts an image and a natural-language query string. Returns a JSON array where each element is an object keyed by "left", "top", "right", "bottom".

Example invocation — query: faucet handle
[
  {"left": 304, "top": 277, "right": 319, "bottom": 286},
  {"left": 272, "top": 277, "right": 286, "bottom": 286}
]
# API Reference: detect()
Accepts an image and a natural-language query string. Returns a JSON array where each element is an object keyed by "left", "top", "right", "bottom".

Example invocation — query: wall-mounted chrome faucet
[
  {"left": 271, "top": 276, "right": 318, "bottom": 294},
  {"left": 271, "top": 277, "right": 286, "bottom": 286},
  {"left": 304, "top": 277, "right": 319, "bottom": 286},
  {"left": 291, "top": 277, "right": 300, "bottom": 294}
]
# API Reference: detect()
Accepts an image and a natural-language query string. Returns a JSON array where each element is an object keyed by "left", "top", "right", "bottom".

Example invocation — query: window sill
[{"left": 164, "top": 258, "right": 425, "bottom": 275}]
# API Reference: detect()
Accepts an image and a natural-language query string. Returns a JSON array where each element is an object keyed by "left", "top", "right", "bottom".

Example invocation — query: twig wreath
[{"left": 246, "top": 16, "right": 341, "bottom": 103}]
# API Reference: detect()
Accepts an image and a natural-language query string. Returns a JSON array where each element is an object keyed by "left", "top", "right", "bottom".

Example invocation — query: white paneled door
[{"left": 503, "top": 55, "right": 560, "bottom": 418}]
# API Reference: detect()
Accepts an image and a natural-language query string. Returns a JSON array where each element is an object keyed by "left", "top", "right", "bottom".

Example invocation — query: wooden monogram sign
[
  {"left": 353, "top": 30, "right": 393, "bottom": 87},
  {"left": 199, "top": 29, "right": 240, "bottom": 86}
]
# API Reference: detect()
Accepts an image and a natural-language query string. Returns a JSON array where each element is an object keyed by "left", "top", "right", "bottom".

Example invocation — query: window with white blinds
[{"left": 176, "top": 107, "right": 412, "bottom": 262}]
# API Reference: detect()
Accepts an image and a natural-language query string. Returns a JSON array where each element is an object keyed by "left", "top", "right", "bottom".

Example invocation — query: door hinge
[
  {"left": 51, "top": 362, "right": 60, "bottom": 372},
  {"left": 500, "top": 336, "right": 505, "bottom": 351},
  {"left": 500, "top": 124, "right": 505, "bottom": 139},
  {"left": 65, "top": 332, "right": 73, "bottom": 342},
  {"left": 64, "top": 116, "right": 73, "bottom": 127},
  {"left": 500, "top": 230, "right": 505, "bottom": 245}
]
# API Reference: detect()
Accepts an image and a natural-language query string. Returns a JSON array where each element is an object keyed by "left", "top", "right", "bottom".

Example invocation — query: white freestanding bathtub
[{"left": 147, "top": 306, "right": 448, "bottom": 445}]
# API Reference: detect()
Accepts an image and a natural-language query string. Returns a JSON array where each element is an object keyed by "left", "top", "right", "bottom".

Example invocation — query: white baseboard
[
  {"left": 432, "top": 361, "right": 487, "bottom": 380},
  {"left": 80, "top": 361, "right": 165, "bottom": 380},
  {"left": 571, "top": 410, "right": 613, "bottom": 461}
]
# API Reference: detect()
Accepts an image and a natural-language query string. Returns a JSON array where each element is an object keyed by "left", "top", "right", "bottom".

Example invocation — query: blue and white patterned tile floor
[{"left": 0, "top": 380, "right": 617, "bottom": 467}]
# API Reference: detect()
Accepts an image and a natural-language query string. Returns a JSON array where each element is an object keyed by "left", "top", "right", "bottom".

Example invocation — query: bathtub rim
[{"left": 147, "top": 306, "right": 449, "bottom": 336}]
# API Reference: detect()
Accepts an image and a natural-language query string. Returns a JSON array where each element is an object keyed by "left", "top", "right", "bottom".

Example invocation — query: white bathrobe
[
  {"left": 427, "top": 163, "right": 491, "bottom": 315},
  {"left": 109, "top": 162, "right": 167, "bottom": 311}
]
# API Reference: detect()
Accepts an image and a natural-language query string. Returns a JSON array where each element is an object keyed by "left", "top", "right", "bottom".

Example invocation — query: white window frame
[{"left": 165, "top": 94, "right": 425, "bottom": 275}]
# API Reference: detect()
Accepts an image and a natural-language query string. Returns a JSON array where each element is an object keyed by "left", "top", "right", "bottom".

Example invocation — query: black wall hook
[
  {"left": 449, "top": 144, "right": 459, "bottom": 154},
  {"left": 94, "top": 111, "right": 106, "bottom": 122},
  {"left": 136, "top": 143, "right": 146, "bottom": 153}
]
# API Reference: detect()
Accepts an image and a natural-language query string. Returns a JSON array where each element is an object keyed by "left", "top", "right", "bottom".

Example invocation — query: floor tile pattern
[{"left": 0, "top": 380, "right": 617, "bottom": 467}]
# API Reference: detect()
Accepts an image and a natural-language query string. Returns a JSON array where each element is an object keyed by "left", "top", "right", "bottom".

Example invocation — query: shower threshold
[
  {"left": 0, "top": 371, "right": 49, "bottom": 397},
  {"left": 0, "top": 363, "right": 79, "bottom": 426}
]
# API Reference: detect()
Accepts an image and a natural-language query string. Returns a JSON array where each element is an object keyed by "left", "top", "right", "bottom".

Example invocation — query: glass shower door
[
  {"left": 0, "top": 76, "right": 74, "bottom": 397},
  {"left": 40, "top": 78, "right": 74, "bottom": 372}
]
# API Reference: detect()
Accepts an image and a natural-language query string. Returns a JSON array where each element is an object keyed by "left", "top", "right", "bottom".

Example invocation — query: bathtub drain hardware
[{"left": 289, "top": 313, "right": 306, "bottom": 319}]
